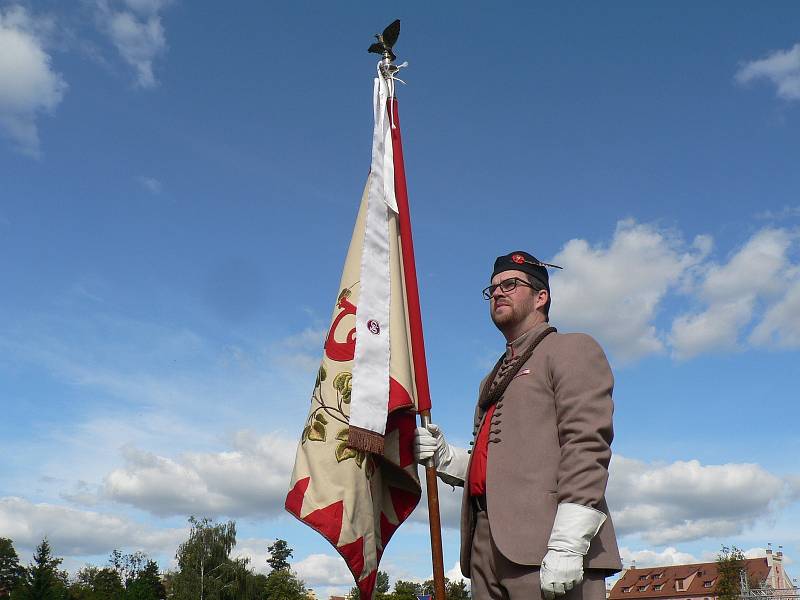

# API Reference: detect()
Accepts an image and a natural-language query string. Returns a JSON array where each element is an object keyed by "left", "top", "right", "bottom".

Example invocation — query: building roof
[{"left": 608, "top": 558, "right": 771, "bottom": 600}]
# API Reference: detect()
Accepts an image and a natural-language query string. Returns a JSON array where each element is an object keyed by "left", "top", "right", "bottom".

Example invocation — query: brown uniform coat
[{"left": 460, "top": 321, "right": 623, "bottom": 576}]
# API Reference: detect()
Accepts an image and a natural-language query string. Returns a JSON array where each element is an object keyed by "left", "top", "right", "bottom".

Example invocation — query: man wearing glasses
[{"left": 414, "top": 251, "right": 621, "bottom": 600}]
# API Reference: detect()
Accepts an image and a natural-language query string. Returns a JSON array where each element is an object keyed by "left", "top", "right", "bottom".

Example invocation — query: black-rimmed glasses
[{"left": 482, "top": 277, "right": 536, "bottom": 300}]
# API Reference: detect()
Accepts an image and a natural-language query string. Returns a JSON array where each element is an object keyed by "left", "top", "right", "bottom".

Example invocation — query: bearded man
[{"left": 414, "top": 251, "right": 622, "bottom": 600}]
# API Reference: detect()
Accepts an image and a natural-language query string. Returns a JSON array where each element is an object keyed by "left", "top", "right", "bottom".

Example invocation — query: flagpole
[{"left": 387, "top": 86, "right": 447, "bottom": 600}]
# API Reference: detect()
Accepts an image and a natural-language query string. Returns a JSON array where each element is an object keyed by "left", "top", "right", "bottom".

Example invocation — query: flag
[{"left": 285, "top": 71, "right": 422, "bottom": 600}]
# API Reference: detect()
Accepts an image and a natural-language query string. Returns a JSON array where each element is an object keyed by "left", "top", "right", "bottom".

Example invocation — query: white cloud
[
  {"left": 104, "top": 430, "right": 297, "bottom": 517},
  {"left": 750, "top": 280, "right": 800, "bottom": 348},
  {"left": 607, "top": 455, "right": 796, "bottom": 545},
  {"left": 619, "top": 546, "right": 698, "bottom": 568},
  {"left": 0, "top": 496, "right": 186, "bottom": 556},
  {"left": 0, "top": 5, "right": 66, "bottom": 156},
  {"left": 136, "top": 175, "right": 162, "bottom": 194},
  {"left": 670, "top": 229, "right": 795, "bottom": 359},
  {"left": 445, "top": 560, "right": 469, "bottom": 586},
  {"left": 549, "top": 220, "right": 707, "bottom": 363},
  {"left": 757, "top": 205, "right": 800, "bottom": 221},
  {"left": 94, "top": 0, "right": 170, "bottom": 88},
  {"left": 736, "top": 43, "right": 800, "bottom": 101},
  {"left": 231, "top": 537, "right": 276, "bottom": 575},
  {"left": 292, "top": 553, "right": 354, "bottom": 587},
  {"left": 273, "top": 327, "right": 327, "bottom": 374},
  {"left": 409, "top": 479, "right": 463, "bottom": 531}
]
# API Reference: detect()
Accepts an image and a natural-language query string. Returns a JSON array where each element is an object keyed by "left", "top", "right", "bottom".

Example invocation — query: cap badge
[{"left": 511, "top": 254, "right": 525, "bottom": 264}]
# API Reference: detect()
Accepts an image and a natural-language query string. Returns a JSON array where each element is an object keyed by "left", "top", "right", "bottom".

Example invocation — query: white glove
[
  {"left": 413, "top": 423, "right": 469, "bottom": 486},
  {"left": 540, "top": 503, "right": 607, "bottom": 599},
  {"left": 541, "top": 549, "right": 583, "bottom": 598}
]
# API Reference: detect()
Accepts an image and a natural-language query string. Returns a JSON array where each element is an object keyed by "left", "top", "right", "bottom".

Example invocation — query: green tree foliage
[
  {"left": 716, "top": 545, "right": 746, "bottom": 600},
  {"left": 262, "top": 569, "right": 307, "bottom": 600},
  {"left": 265, "top": 541, "right": 292, "bottom": 573},
  {"left": 170, "top": 517, "right": 236, "bottom": 600},
  {"left": 67, "top": 566, "right": 124, "bottom": 600},
  {"left": 0, "top": 539, "right": 22, "bottom": 598},
  {"left": 388, "top": 580, "right": 422, "bottom": 600},
  {"left": 446, "top": 579, "right": 470, "bottom": 600},
  {"left": 348, "top": 570, "right": 390, "bottom": 600},
  {"left": 169, "top": 516, "right": 304, "bottom": 600},
  {"left": 125, "top": 560, "right": 165, "bottom": 600},
  {"left": 12, "top": 539, "right": 67, "bottom": 600}
]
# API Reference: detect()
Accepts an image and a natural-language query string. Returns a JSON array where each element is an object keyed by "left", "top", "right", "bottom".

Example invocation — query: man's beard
[
  {"left": 491, "top": 294, "right": 537, "bottom": 332},
  {"left": 491, "top": 302, "right": 522, "bottom": 329}
]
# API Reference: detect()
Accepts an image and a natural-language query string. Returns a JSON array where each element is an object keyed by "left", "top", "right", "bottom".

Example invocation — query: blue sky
[{"left": 2, "top": 1, "right": 800, "bottom": 597}]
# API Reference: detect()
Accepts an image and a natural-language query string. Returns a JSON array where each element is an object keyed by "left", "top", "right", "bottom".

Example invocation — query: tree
[
  {"left": 170, "top": 516, "right": 237, "bottom": 600},
  {"left": 12, "top": 539, "right": 66, "bottom": 600},
  {"left": 348, "top": 570, "right": 390, "bottom": 600},
  {"left": 265, "top": 541, "right": 292, "bottom": 573},
  {"left": 0, "top": 539, "right": 21, "bottom": 598},
  {"left": 716, "top": 545, "right": 746, "bottom": 600},
  {"left": 125, "top": 560, "right": 164, "bottom": 600},
  {"left": 109, "top": 551, "right": 146, "bottom": 590},
  {"left": 67, "top": 566, "right": 123, "bottom": 600},
  {"left": 388, "top": 580, "right": 422, "bottom": 600},
  {"left": 262, "top": 569, "right": 307, "bottom": 600},
  {"left": 445, "top": 579, "right": 470, "bottom": 600}
]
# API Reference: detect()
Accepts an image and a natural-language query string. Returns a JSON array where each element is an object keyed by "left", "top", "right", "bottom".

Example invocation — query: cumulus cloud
[
  {"left": 445, "top": 561, "right": 469, "bottom": 585},
  {"left": 0, "top": 5, "right": 66, "bottom": 156},
  {"left": 548, "top": 220, "right": 708, "bottom": 363},
  {"left": 104, "top": 430, "right": 296, "bottom": 517},
  {"left": 292, "top": 553, "right": 354, "bottom": 587},
  {"left": 670, "top": 229, "right": 796, "bottom": 358},
  {"left": 607, "top": 455, "right": 796, "bottom": 545},
  {"left": 736, "top": 43, "right": 800, "bottom": 101},
  {"left": 230, "top": 537, "right": 276, "bottom": 575},
  {"left": 0, "top": 496, "right": 185, "bottom": 556},
  {"left": 619, "top": 546, "right": 698, "bottom": 569},
  {"left": 94, "top": 0, "right": 171, "bottom": 88}
]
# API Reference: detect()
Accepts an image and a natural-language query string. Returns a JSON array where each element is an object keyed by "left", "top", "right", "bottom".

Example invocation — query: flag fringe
[{"left": 348, "top": 425, "right": 385, "bottom": 455}]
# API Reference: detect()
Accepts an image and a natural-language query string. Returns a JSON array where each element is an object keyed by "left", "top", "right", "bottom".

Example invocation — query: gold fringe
[{"left": 347, "top": 425, "right": 385, "bottom": 455}]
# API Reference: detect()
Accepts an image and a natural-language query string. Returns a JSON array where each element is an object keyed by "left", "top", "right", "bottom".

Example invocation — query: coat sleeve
[{"left": 550, "top": 333, "right": 614, "bottom": 509}]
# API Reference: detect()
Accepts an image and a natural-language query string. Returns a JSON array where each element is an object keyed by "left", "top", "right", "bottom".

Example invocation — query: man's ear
[{"left": 535, "top": 289, "right": 549, "bottom": 310}]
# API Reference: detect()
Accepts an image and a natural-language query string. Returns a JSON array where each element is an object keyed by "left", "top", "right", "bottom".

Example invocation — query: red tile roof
[{"left": 608, "top": 558, "right": 771, "bottom": 600}]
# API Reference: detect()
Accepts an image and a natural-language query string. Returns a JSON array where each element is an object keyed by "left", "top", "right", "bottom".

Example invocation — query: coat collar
[{"left": 505, "top": 321, "right": 552, "bottom": 360}]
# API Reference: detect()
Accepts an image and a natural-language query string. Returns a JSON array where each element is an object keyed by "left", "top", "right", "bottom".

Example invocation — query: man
[{"left": 414, "top": 251, "right": 621, "bottom": 600}]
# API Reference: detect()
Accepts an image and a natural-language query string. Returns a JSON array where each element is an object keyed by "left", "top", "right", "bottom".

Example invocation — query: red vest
[{"left": 468, "top": 403, "right": 497, "bottom": 496}]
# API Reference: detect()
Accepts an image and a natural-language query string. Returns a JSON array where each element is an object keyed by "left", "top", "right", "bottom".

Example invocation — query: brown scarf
[{"left": 478, "top": 326, "right": 556, "bottom": 409}]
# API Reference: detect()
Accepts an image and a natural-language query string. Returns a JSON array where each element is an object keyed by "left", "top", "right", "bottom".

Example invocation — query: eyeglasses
[{"left": 482, "top": 277, "right": 537, "bottom": 300}]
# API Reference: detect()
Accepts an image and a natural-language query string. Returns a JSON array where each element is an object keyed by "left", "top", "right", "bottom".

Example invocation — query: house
[{"left": 609, "top": 547, "right": 796, "bottom": 600}]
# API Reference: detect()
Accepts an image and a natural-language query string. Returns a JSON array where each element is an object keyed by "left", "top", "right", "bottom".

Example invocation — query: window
[
  {"left": 704, "top": 581, "right": 713, "bottom": 588},
  {"left": 638, "top": 586, "right": 648, "bottom": 592},
  {"left": 654, "top": 573, "right": 663, "bottom": 579},
  {"left": 623, "top": 587, "right": 632, "bottom": 593},
  {"left": 677, "top": 580, "right": 685, "bottom": 590},
  {"left": 654, "top": 584, "right": 664, "bottom": 591},
  {"left": 640, "top": 576, "right": 648, "bottom": 581}
]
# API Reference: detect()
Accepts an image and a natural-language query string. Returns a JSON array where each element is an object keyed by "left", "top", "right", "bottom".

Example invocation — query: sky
[{"left": 2, "top": 1, "right": 800, "bottom": 598}]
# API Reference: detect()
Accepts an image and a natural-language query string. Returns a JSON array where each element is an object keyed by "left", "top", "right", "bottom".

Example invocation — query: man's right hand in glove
[{"left": 413, "top": 423, "right": 469, "bottom": 486}]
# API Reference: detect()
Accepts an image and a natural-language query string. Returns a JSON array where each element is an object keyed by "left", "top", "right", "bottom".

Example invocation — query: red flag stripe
[{"left": 389, "top": 97, "right": 432, "bottom": 413}]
